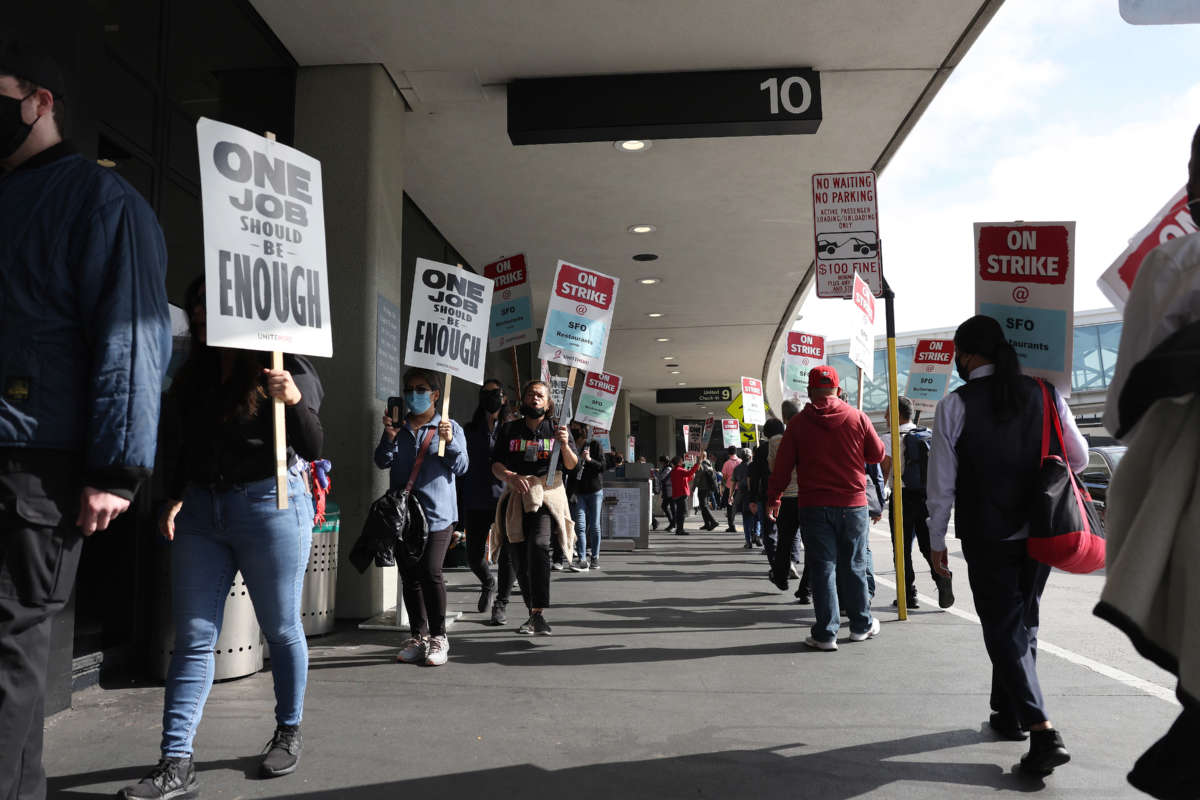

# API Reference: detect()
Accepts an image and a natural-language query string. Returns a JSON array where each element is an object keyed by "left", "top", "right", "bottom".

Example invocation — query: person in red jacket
[
  {"left": 668, "top": 456, "right": 702, "bottom": 535},
  {"left": 768, "top": 366, "right": 885, "bottom": 651}
]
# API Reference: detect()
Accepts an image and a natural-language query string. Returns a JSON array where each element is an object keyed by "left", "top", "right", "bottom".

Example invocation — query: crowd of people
[{"left": 1, "top": 38, "right": 1195, "bottom": 800}]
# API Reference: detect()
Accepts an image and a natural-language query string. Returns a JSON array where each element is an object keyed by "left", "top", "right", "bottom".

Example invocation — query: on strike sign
[
  {"left": 574, "top": 371, "right": 622, "bottom": 430},
  {"left": 741, "top": 377, "right": 766, "bottom": 426},
  {"left": 198, "top": 118, "right": 331, "bottom": 357},
  {"left": 484, "top": 253, "right": 537, "bottom": 350},
  {"left": 974, "top": 221, "right": 1075, "bottom": 395},
  {"left": 721, "top": 418, "right": 740, "bottom": 447},
  {"left": 404, "top": 258, "right": 494, "bottom": 386},
  {"left": 847, "top": 273, "right": 876, "bottom": 381},
  {"left": 813, "top": 170, "right": 882, "bottom": 298},
  {"left": 904, "top": 339, "right": 955, "bottom": 414},
  {"left": 1098, "top": 187, "right": 1196, "bottom": 309},
  {"left": 539, "top": 260, "right": 619, "bottom": 373},
  {"left": 783, "top": 331, "right": 824, "bottom": 398}
]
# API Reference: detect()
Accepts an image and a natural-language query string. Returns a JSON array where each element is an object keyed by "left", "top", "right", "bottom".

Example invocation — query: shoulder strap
[
  {"left": 1038, "top": 379, "right": 1066, "bottom": 461},
  {"left": 406, "top": 428, "right": 438, "bottom": 493}
]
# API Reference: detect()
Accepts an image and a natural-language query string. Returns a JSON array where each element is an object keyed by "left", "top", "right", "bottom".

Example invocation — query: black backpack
[{"left": 901, "top": 426, "right": 933, "bottom": 492}]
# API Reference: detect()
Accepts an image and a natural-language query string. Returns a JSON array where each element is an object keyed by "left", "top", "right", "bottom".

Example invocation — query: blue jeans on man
[
  {"left": 573, "top": 490, "right": 603, "bottom": 561},
  {"left": 798, "top": 505, "right": 873, "bottom": 643}
]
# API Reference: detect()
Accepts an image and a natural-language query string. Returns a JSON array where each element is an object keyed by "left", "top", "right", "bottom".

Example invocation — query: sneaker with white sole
[
  {"left": 804, "top": 636, "right": 838, "bottom": 651},
  {"left": 424, "top": 635, "right": 449, "bottom": 666},
  {"left": 566, "top": 560, "right": 589, "bottom": 573},
  {"left": 395, "top": 635, "right": 428, "bottom": 663},
  {"left": 849, "top": 618, "right": 881, "bottom": 642},
  {"left": 516, "top": 615, "right": 536, "bottom": 635}
]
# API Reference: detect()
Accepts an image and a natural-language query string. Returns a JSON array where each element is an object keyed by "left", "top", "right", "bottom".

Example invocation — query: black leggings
[
  {"left": 511, "top": 508, "right": 553, "bottom": 609},
  {"left": 398, "top": 526, "right": 453, "bottom": 637}
]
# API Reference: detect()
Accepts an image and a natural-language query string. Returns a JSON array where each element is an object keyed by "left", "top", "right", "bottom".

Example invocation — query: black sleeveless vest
[{"left": 953, "top": 374, "right": 1045, "bottom": 542}]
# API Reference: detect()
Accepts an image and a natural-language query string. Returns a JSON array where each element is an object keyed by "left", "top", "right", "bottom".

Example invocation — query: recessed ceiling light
[
  {"left": 662, "top": 355, "right": 675, "bottom": 360},
  {"left": 638, "top": 277, "right": 660, "bottom": 285},
  {"left": 628, "top": 224, "right": 656, "bottom": 234},
  {"left": 655, "top": 337, "right": 671, "bottom": 342},
  {"left": 677, "top": 382, "right": 687, "bottom": 386},
  {"left": 670, "top": 370, "right": 681, "bottom": 375},
  {"left": 615, "top": 140, "right": 651, "bottom": 152},
  {"left": 647, "top": 312, "right": 663, "bottom": 318},
  {"left": 632, "top": 253, "right": 658, "bottom": 262}
]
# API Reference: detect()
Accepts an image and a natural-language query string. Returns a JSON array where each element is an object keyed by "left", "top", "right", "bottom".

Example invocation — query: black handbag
[
  {"left": 352, "top": 428, "right": 436, "bottom": 572},
  {"left": 1027, "top": 380, "right": 1106, "bottom": 573}
]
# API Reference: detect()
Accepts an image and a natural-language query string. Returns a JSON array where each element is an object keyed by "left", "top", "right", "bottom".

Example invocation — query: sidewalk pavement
[{"left": 45, "top": 515, "right": 1176, "bottom": 799}]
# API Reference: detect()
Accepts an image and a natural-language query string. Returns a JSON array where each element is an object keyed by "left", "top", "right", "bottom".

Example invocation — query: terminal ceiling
[{"left": 251, "top": 0, "right": 1003, "bottom": 417}]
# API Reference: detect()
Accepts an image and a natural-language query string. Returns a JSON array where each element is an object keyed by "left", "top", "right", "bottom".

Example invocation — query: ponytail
[{"left": 954, "top": 315, "right": 1024, "bottom": 420}]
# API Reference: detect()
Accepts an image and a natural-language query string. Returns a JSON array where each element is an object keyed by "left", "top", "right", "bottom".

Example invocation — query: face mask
[
  {"left": 481, "top": 389, "right": 504, "bottom": 413},
  {"left": 0, "top": 93, "right": 36, "bottom": 160},
  {"left": 405, "top": 390, "right": 433, "bottom": 415},
  {"left": 1188, "top": 193, "right": 1200, "bottom": 229},
  {"left": 521, "top": 402, "right": 546, "bottom": 419},
  {"left": 955, "top": 356, "right": 972, "bottom": 382}
]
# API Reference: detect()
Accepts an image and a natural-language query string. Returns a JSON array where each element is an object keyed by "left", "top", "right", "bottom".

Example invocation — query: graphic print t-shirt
[{"left": 492, "top": 418, "right": 576, "bottom": 478}]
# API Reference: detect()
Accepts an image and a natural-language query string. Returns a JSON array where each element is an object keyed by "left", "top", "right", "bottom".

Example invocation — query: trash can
[
  {"left": 154, "top": 566, "right": 264, "bottom": 682},
  {"left": 301, "top": 502, "right": 339, "bottom": 636}
]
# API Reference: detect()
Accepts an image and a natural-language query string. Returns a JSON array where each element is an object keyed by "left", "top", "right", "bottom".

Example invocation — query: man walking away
[
  {"left": 0, "top": 40, "right": 171, "bottom": 800},
  {"left": 691, "top": 455, "right": 720, "bottom": 530},
  {"left": 768, "top": 367, "right": 884, "bottom": 651}
]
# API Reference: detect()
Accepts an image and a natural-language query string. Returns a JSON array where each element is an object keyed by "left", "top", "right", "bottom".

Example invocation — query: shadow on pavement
[{"left": 47, "top": 755, "right": 261, "bottom": 799}]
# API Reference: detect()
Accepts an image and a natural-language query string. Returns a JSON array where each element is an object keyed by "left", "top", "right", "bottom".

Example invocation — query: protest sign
[
  {"left": 539, "top": 260, "right": 619, "bottom": 373},
  {"left": 974, "top": 221, "right": 1075, "bottom": 395},
  {"left": 404, "top": 258, "right": 493, "bottom": 386},
  {"left": 591, "top": 427, "right": 612, "bottom": 454},
  {"left": 574, "top": 371, "right": 622, "bottom": 430},
  {"left": 699, "top": 413, "right": 715, "bottom": 454},
  {"left": 783, "top": 331, "right": 825, "bottom": 398},
  {"left": 626, "top": 435, "right": 636, "bottom": 462},
  {"left": 847, "top": 273, "right": 876, "bottom": 381},
  {"left": 813, "top": 170, "right": 882, "bottom": 298},
  {"left": 721, "top": 418, "right": 741, "bottom": 448},
  {"left": 904, "top": 339, "right": 955, "bottom": 415},
  {"left": 198, "top": 118, "right": 332, "bottom": 357},
  {"left": 1098, "top": 188, "right": 1195, "bottom": 309},
  {"left": 740, "top": 377, "right": 766, "bottom": 426},
  {"left": 680, "top": 425, "right": 690, "bottom": 455},
  {"left": 484, "top": 253, "right": 537, "bottom": 350}
]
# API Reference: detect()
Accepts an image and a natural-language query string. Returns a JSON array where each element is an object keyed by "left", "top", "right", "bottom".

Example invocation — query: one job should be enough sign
[{"left": 405, "top": 258, "right": 494, "bottom": 386}]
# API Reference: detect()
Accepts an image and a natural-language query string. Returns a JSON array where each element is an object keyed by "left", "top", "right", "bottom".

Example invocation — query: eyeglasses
[{"left": 406, "top": 386, "right": 432, "bottom": 394}]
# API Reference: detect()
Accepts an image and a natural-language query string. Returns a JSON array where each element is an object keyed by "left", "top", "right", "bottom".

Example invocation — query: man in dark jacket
[
  {"left": 768, "top": 366, "right": 885, "bottom": 651},
  {"left": 0, "top": 41, "right": 170, "bottom": 799}
]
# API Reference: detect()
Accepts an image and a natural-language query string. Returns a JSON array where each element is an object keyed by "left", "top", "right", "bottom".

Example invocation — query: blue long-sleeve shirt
[{"left": 373, "top": 413, "right": 468, "bottom": 532}]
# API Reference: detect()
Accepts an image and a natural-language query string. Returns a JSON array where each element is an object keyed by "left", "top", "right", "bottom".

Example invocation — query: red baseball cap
[{"left": 808, "top": 365, "right": 839, "bottom": 389}]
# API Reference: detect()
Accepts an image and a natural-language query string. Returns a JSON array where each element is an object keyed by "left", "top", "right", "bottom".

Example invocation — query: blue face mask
[{"left": 405, "top": 390, "right": 433, "bottom": 414}]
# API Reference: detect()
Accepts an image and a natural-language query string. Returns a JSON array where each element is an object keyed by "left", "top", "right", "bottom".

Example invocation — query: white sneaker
[
  {"left": 804, "top": 636, "right": 838, "bottom": 651},
  {"left": 395, "top": 635, "right": 428, "bottom": 663},
  {"left": 849, "top": 618, "right": 881, "bottom": 642},
  {"left": 424, "top": 635, "right": 449, "bottom": 666}
]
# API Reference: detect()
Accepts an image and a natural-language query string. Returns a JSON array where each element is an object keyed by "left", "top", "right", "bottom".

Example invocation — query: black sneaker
[
  {"left": 118, "top": 757, "right": 198, "bottom": 799},
  {"left": 768, "top": 569, "right": 789, "bottom": 592},
  {"left": 489, "top": 601, "right": 507, "bottom": 626},
  {"left": 516, "top": 615, "right": 536, "bottom": 634},
  {"left": 934, "top": 572, "right": 955, "bottom": 608},
  {"left": 989, "top": 711, "right": 1029, "bottom": 741},
  {"left": 1020, "top": 729, "right": 1070, "bottom": 776},
  {"left": 261, "top": 724, "right": 302, "bottom": 777},
  {"left": 531, "top": 613, "right": 553, "bottom": 635},
  {"left": 589, "top": 557, "right": 600, "bottom": 570}
]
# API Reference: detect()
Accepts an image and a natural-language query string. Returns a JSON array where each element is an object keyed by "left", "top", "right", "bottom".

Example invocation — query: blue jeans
[
  {"left": 799, "top": 505, "right": 873, "bottom": 643},
  {"left": 162, "top": 470, "right": 314, "bottom": 757},
  {"left": 742, "top": 508, "right": 759, "bottom": 544},
  {"left": 574, "top": 490, "right": 603, "bottom": 561}
]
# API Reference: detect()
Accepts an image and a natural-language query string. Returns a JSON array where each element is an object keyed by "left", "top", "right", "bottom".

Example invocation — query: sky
[{"left": 795, "top": 0, "right": 1200, "bottom": 343}]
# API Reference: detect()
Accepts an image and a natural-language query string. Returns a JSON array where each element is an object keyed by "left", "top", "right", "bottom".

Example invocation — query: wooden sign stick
[
  {"left": 264, "top": 131, "right": 288, "bottom": 510},
  {"left": 510, "top": 345, "right": 521, "bottom": 392},
  {"left": 438, "top": 374, "right": 453, "bottom": 457}
]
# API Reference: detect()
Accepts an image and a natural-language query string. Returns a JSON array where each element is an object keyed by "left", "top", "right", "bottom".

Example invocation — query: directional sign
[
  {"left": 904, "top": 339, "right": 955, "bottom": 415},
  {"left": 847, "top": 273, "right": 876, "bottom": 381},
  {"left": 655, "top": 386, "right": 734, "bottom": 404},
  {"left": 813, "top": 170, "right": 882, "bottom": 298},
  {"left": 975, "top": 221, "right": 1075, "bottom": 395}
]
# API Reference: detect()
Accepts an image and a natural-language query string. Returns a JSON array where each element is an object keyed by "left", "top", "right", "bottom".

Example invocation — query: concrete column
[
  {"left": 656, "top": 414, "right": 676, "bottom": 458},
  {"left": 294, "top": 65, "right": 406, "bottom": 618}
]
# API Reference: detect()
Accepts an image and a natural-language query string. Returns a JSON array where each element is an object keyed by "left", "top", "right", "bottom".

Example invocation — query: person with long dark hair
[
  {"left": 121, "top": 277, "right": 323, "bottom": 799},
  {"left": 375, "top": 367, "right": 467, "bottom": 667},
  {"left": 489, "top": 380, "right": 577, "bottom": 635},
  {"left": 926, "top": 314, "right": 1086, "bottom": 777},
  {"left": 570, "top": 436, "right": 606, "bottom": 570},
  {"left": 460, "top": 379, "right": 518, "bottom": 624}
]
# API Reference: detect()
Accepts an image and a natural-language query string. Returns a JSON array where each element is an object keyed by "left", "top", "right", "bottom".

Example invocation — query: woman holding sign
[
  {"left": 123, "top": 278, "right": 323, "bottom": 799},
  {"left": 489, "top": 380, "right": 577, "bottom": 635},
  {"left": 375, "top": 368, "right": 468, "bottom": 667}
]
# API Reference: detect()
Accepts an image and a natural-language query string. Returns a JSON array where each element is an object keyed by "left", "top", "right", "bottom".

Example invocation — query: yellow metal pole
[{"left": 883, "top": 279, "right": 907, "bottom": 621}]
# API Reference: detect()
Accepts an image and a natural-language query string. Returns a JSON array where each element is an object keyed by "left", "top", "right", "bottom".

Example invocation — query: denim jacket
[{"left": 373, "top": 413, "right": 468, "bottom": 531}]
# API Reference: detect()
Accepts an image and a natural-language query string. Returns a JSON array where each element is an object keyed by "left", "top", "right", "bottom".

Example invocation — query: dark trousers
[
  {"left": 961, "top": 536, "right": 1052, "bottom": 729},
  {"left": 661, "top": 494, "right": 675, "bottom": 527},
  {"left": 0, "top": 457, "right": 83, "bottom": 800},
  {"left": 671, "top": 496, "right": 689, "bottom": 533},
  {"left": 774, "top": 498, "right": 803, "bottom": 583},
  {"left": 465, "top": 507, "right": 498, "bottom": 591},
  {"left": 511, "top": 509, "right": 553, "bottom": 609},
  {"left": 889, "top": 489, "right": 933, "bottom": 597},
  {"left": 760, "top": 506, "right": 778, "bottom": 563},
  {"left": 725, "top": 495, "right": 738, "bottom": 530},
  {"left": 398, "top": 526, "right": 453, "bottom": 637},
  {"left": 698, "top": 499, "right": 717, "bottom": 529}
]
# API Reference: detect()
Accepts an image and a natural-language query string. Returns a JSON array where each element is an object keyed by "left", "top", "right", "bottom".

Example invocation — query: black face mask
[
  {"left": 521, "top": 402, "right": 546, "bottom": 419},
  {"left": 1188, "top": 192, "right": 1200, "bottom": 229},
  {"left": 481, "top": 389, "right": 504, "bottom": 413},
  {"left": 955, "top": 356, "right": 972, "bottom": 382},
  {"left": 0, "top": 93, "right": 36, "bottom": 160}
]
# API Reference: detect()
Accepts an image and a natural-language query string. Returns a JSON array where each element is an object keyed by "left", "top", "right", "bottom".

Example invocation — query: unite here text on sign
[
  {"left": 974, "top": 221, "right": 1075, "bottom": 396},
  {"left": 904, "top": 339, "right": 955, "bottom": 415},
  {"left": 813, "top": 170, "right": 882, "bottom": 298},
  {"left": 404, "top": 258, "right": 494, "bottom": 386},
  {"left": 782, "top": 331, "right": 825, "bottom": 398},
  {"left": 539, "top": 260, "right": 620, "bottom": 373},
  {"left": 484, "top": 253, "right": 537, "bottom": 351},
  {"left": 198, "top": 118, "right": 332, "bottom": 357}
]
